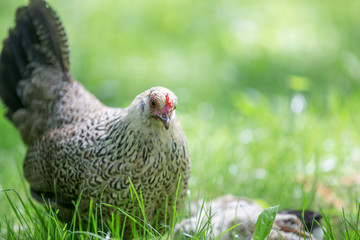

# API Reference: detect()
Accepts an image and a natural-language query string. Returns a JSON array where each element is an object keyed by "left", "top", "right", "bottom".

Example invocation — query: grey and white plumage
[{"left": 0, "top": 0, "right": 190, "bottom": 234}]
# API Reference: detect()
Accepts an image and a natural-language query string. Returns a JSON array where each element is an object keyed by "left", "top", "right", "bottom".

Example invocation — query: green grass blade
[
  {"left": 318, "top": 206, "right": 336, "bottom": 240},
  {"left": 214, "top": 223, "right": 242, "bottom": 240},
  {"left": 2, "top": 189, "right": 38, "bottom": 238},
  {"left": 103, "top": 203, "right": 161, "bottom": 238},
  {"left": 253, "top": 205, "right": 279, "bottom": 240},
  {"left": 170, "top": 174, "right": 182, "bottom": 240}
]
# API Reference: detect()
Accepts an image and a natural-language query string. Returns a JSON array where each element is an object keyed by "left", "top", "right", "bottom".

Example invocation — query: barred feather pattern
[{"left": 23, "top": 85, "right": 190, "bottom": 227}]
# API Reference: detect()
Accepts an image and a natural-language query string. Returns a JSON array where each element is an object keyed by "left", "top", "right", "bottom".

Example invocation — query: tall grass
[
  {"left": 2, "top": 185, "right": 360, "bottom": 239},
  {"left": 1, "top": 178, "right": 214, "bottom": 239}
]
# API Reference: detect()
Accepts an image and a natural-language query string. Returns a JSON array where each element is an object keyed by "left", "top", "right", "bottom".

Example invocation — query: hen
[{"left": 0, "top": 0, "right": 190, "bottom": 234}]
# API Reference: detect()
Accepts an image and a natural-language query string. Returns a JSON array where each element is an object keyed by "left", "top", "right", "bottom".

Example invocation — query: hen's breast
[{"left": 80, "top": 118, "right": 190, "bottom": 217}]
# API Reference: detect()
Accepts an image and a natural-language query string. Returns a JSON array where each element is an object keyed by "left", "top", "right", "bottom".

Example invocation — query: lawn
[{"left": 1, "top": 0, "right": 360, "bottom": 238}]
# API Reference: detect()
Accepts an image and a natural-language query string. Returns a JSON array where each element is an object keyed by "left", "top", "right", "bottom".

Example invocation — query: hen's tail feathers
[{"left": 0, "top": 0, "right": 70, "bottom": 118}]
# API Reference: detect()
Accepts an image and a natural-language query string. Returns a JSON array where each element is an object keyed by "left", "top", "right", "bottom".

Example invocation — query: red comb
[{"left": 165, "top": 93, "right": 172, "bottom": 108}]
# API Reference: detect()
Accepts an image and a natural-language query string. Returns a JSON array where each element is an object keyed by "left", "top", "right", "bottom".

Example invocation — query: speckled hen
[{"left": 0, "top": 0, "right": 190, "bottom": 234}]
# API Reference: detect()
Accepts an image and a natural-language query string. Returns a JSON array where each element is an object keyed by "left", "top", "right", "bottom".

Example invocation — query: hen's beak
[{"left": 156, "top": 114, "right": 170, "bottom": 130}]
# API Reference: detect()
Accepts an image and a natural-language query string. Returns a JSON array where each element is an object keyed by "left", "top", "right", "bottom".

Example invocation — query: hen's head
[{"left": 140, "top": 87, "right": 177, "bottom": 130}]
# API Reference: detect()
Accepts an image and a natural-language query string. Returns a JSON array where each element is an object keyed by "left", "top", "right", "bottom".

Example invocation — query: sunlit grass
[
  {"left": 1, "top": 186, "right": 360, "bottom": 239},
  {"left": 1, "top": 178, "right": 218, "bottom": 239}
]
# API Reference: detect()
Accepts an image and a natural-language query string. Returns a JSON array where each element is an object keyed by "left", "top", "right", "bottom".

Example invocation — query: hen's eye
[{"left": 151, "top": 99, "right": 156, "bottom": 107}]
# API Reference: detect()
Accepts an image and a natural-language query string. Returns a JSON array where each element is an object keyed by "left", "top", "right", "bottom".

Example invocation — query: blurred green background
[{"left": 1, "top": 0, "right": 360, "bottom": 219}]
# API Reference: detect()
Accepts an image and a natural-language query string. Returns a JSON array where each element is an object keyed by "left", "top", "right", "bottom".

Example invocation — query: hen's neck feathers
[{"left": 106, "top": 94, "right": 177, "bottom": 141}]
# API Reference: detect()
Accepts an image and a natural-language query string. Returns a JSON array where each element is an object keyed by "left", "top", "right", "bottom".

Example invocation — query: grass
[
  {"left": 1, "top": 0, "right": 360, "bottom": 239},
  {"left": 1, "top": 179, "right": 226, "bottom": 239},
  {"left": 2, "top": 187, "right": 360, "bottom": 239},
  {"left": 1, "top": 184, "right": 167, "bottom": 239}
]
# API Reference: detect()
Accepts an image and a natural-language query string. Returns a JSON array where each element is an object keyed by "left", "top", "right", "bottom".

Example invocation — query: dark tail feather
[
  {"left": 0, "top": 37, "right": 25, "bottom": 117},
  {"left": 0, "top": 0, "right": 70, "bottom": 117},
  {"left": 27, "top": 0, "right": 70, "bottom": 72}
]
